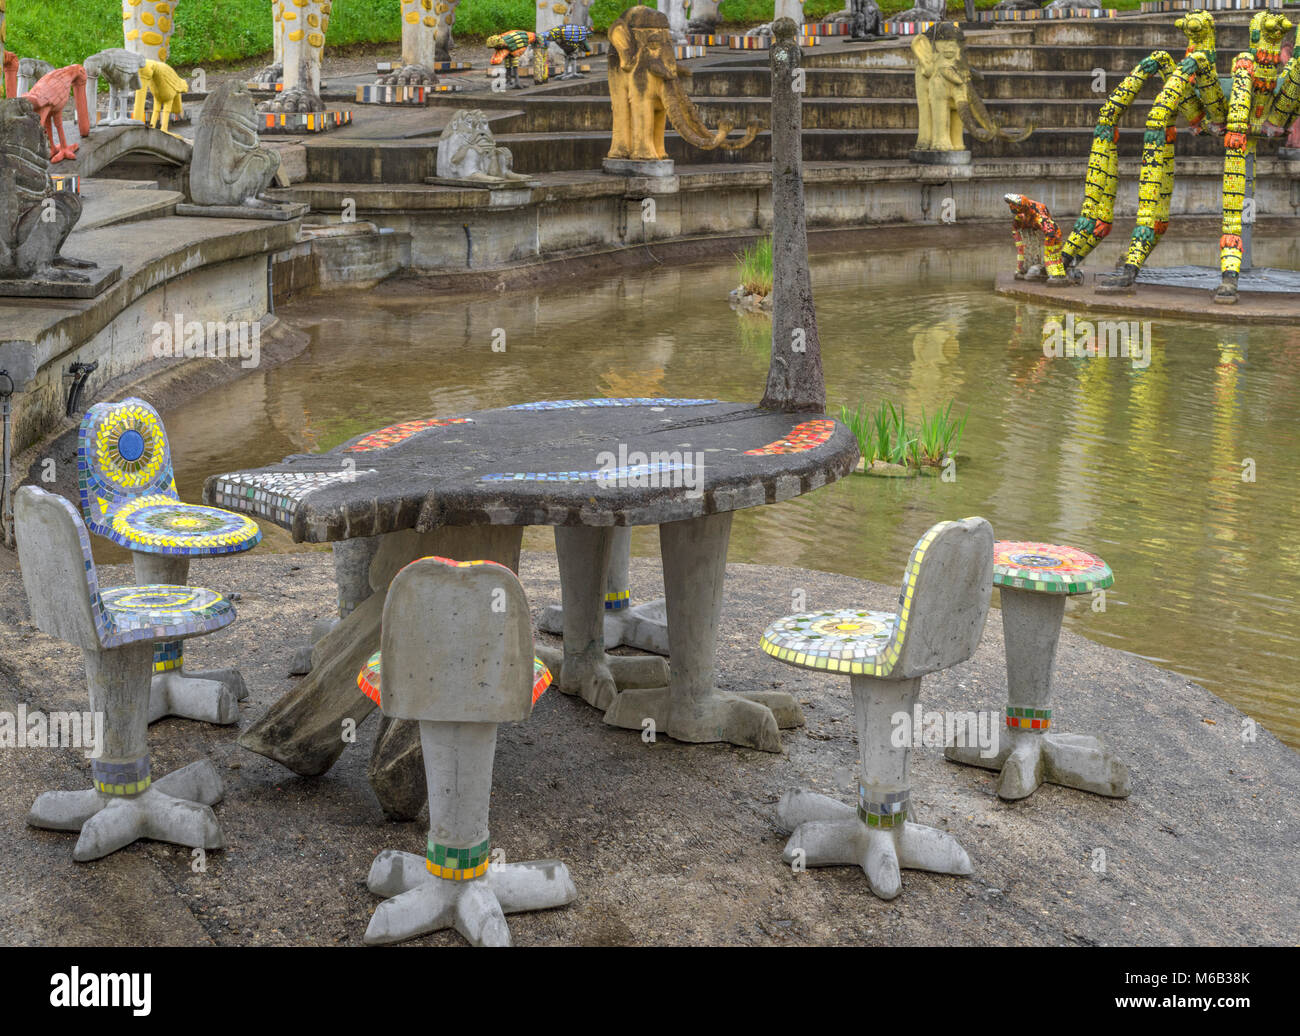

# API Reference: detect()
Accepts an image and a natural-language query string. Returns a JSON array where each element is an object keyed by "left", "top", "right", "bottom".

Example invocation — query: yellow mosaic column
[
  {"left": 276, "top": 0, "right": 331, "bottom": 109},
  {"left": 123, "top": 0, "right": 178, "bottom": 63},
  {"left": 434, "top": 0, "right": 462, "bottom": 63},
  {"left": 400, "top": 0, "right": 439, "bottom": 72}
]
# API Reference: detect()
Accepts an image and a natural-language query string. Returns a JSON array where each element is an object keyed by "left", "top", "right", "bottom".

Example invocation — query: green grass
[
  {"left": 735, "top": 236, "right": 773, "bottom": 296},
  {"left": 840, "top": 397, "right": 967, "bottom": 471},
  {"left": 3, "top": 0, "right": 1147, "bottom": 69}
]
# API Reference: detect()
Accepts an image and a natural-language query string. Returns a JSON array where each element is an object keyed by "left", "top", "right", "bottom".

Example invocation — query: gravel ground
[{"left": 0, "top": 547, "right": 1295, "bottom": 946}]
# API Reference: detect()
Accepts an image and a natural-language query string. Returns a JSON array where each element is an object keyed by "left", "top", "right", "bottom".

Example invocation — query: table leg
[
  {"left": 604, "top": 511, "right": 803, "bottom": 752},
  {"left": 945, "top": 588, "right": 1130, "bottom": 800},
  {"left": 289, "top": 536, "right": 380, "bottom": 675},
  {"left": 133, "top": 553, "right": 246, "bottom": 726},
  {"left": 541, "top": 526, "right": 669, "bottom": 713},
  {"left": 237, "top": 526, "right": 522, "bottom": 789}
]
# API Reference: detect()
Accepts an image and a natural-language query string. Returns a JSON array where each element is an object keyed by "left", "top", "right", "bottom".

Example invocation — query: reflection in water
[{"left": 157, "top": 237, "right": 1300, "bottom": 748}]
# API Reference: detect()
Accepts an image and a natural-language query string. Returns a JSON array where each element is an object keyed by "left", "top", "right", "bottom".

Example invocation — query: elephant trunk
[
  {"left": 663, "top": 79, "right": 760, "bottom": 151},
  {"left": 957, "top": 89, "right": 1031, "bottom": 144}
]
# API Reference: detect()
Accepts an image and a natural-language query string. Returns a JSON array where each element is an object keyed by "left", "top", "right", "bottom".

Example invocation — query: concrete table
[
  {"left": 204, "top": 398, "right": 857, "bottom": 811},
  {"left": 945, "top": 540, "right": 1132, "bottom": 800}
]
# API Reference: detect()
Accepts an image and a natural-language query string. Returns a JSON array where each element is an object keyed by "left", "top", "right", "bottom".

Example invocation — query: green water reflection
[{"left": 161, "top": 236, "right": 1300, "bottom": 748}]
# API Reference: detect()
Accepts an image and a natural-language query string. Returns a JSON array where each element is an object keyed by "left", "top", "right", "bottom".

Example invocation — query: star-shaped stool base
[{"left": 946, "top": 729, "right": 1131, "bottom": 800}]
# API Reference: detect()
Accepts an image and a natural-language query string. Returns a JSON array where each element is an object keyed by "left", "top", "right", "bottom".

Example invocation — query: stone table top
[{"left": 203, "top": 398, "right": 859, "bottom": 542}]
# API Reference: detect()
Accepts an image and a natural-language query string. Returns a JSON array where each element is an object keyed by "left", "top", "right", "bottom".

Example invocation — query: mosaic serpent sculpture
[{"left": 1061, "top": 12, "right": 1224, "bottom": 285}]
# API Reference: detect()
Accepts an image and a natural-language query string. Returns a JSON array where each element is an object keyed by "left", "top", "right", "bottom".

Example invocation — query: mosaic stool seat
[
  {"left": 359, "top": 556, "right": 576, "bottom": 946},
  {"left": 945, "top": 540, "right": 1131, "bottom": 801},
  {"left": 759, "top": 517, "right": 994, "bottom": 900},
  {"left": 15, "top": 488, "right": 228, "bottom": 862},
  {"left": 79, "top": 398, "right": 262, "bottom": 727}
]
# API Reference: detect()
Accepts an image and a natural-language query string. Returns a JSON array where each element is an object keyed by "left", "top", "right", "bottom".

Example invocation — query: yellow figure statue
[
  {"left": 910, "top": 22, "right": 1029, "bottom": 157},
  {"left": 133, "top": 59, "right": 187, "bottom": 134},
  {"left": 605, "top": 5, "right": 758, "bottom": 165},
  {"left": 123, "top": 0, "right": 179, "bottom": 63}
]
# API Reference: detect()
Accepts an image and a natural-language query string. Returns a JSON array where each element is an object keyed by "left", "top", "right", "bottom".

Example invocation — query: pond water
[{"left": 160, "top": 232, "right": 1300, "bottom": 748}]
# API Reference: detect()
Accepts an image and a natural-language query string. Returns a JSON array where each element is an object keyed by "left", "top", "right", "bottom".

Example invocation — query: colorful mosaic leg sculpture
[
  {"left": 945, "top": 541, "right": 1130, "bottom": 800},
  {"left": 359, "top": 557, "right": 575, "bottom": 946},
  {"left": 260, "top": 0, "right": 333, "bottom": 113},
  {"left": 486, "top": 30, "right": 535, "bottom": 90},
  {"left": 1098, "top": 13, "right": 1224, "bottom": 292},
  {"left": 78, "top": 399, "right": 262, "bottom": 727},
  {"left": 16, "top": 488, "right": 229, "bottom": 861},
  {"left": 379, "top": 0, "right": 442, "bottom": 85},
  {"left": 538, "top": 526, "right": 671, "bottom": 657},
  {"left": 542, "top": 24, "right": 593, "bottom": 80},
  {"left": 762, "top": 518, "right": 992, "bottom": 899},
  {"left": 123, "top": 0, "right": 178, "bottom": 63},
  {"left": 1214, "top": 13, "right": 1295, "bottom": 305},
  {"left": 603, "top": 513, "right": 806, "bottom": 751}
]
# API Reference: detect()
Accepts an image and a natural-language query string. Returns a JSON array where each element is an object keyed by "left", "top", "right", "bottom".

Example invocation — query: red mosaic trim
[
  {"left": 744, "top": 419, "right": 836, "bottom": 456},
  {"left": 345, "top": 418, "right": 472, "bottom": 452}
]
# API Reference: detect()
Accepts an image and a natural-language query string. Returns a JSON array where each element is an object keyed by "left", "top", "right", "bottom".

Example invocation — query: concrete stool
[
  {"left": 539, "top": 526, "right": 670, "bottom": 654},
  {"left": 946, "top": 540, "right": 1131, "bottom": 800},
  {"left": 78, "top": 398, "right": 261, "bottom": 726},
  {"left": 358, "top": 556, "right": 576, "bottom": 946},
  {"left": 759, "top": 517, "right": 993, "bottom": 900},
  {"left": 15, "top": 487, "right": 229, "bottom": 861}
]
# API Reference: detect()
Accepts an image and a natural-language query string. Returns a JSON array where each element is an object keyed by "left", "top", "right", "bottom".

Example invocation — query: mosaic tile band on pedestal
[
  {"left": 858, "top": 786, "right": 909, "bottom": 829},
  {"left": 92, "top": 755, "right": 152, "bottom": 796},
  {"left": 993, "top": 541, "right": 1113, "bottom": 595},
  {"left": 605, "top": 589, "right": 631, "bottom": 611},
  {"left": 1007, "top": 705, "right": 1053, "bottom": 731},
  {"left": 357, "top": 651, "right": 553, "bottom": 708},
  {"left": 427, "top": 836, "right": 491, "bottom": 881}
]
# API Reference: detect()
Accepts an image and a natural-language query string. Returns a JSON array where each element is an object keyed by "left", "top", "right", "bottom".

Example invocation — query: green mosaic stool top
[
  {"left": 993, "top": 541, "right": 1113, "bottom": 595},
  {"left": 760, "top": 609, "right": 899, "bottom": 678}
]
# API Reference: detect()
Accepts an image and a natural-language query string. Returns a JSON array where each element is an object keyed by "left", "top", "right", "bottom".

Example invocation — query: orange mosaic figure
[
  {"left": 1005, "top": 193, "right": 1067, "bottom": 285},
  {"left": 24, "top": 64, "right": 91, "bottom": 162}
]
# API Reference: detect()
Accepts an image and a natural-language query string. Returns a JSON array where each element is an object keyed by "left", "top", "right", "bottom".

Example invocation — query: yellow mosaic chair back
[
  {"left": 78, "top": 397, "right": 261, "bottom": 557},
  {"left": 15, "top": 487, "right": 236, "bottom": 653},
  {"left": 761, "top": 517, "right": 994, "bottom": 681}
]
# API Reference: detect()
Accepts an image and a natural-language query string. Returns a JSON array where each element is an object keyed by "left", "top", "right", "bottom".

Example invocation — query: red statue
[
  {"left": 3, "top": 51, "right": 17, "bottom": 100},
  {"left": 23, "top": 64, "right": 90, "bottom": 162}
]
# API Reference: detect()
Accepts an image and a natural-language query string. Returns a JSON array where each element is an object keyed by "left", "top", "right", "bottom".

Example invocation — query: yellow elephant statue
[
  {"left": 133, "top": 59, "right": 187, "bottom": 135},
  {"left": 606, "top": 5, "right": 759, "bottom": 162}
]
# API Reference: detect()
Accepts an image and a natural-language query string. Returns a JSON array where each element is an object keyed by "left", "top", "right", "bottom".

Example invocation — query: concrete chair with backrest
[
  {"left": 359, "top": 555, "right": 576, "bottom": 946},
  {"left": 78, "top": 397, "right": 261, "bottom": 726},
  {"left": 759, "top": 516, "right": 994, "bottom": 899},
  {"left": 15, "top": 486, "right": 230, "bottom": 861}
]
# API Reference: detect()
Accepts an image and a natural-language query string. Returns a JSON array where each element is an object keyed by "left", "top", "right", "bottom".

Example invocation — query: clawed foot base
[
  {"left": 28, "top": 760, "right": 225, "bottom": 861},
  {"left": 534, "top": 645, "right": 669, "bottom": 712},
  {"left": 259, "top": 88, "right": 325, "bottom": 114},
  {"left": 603, "top": 685, "right": 802, "bottom": 752},
  {"left": 946, "top": 729, "right": 1131, "bottom": 800},
  {"left": 364, "top": 850, "right": 576, "bottom": 946},
  {"left": 149, "top": 668, "right": 247, "bottom": 726},
  {"left": 378, "top": 65, "right": 436, "bottom": 86},
  {"left": 777, "top": 790, "right": 971, "bottom": 900},
  {"left": 538, "top": 598, "right": 670, "bottom": 656}
]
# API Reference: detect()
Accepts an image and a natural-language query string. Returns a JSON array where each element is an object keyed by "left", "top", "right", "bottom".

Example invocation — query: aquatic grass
[
  {"left": 735, "top": 237, "right": 773, "bottom": 298},
  {"left": 840, "top": 398, "right": 966, "bottom": 472}
]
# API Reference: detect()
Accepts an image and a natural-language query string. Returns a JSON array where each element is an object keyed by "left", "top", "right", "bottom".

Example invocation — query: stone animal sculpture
[
  {"left": 436, "top": 108, "right": 533, "bottom": 183},
  {"left": 23, "top": 65, "right": 91, "bottom": 162},
  {"left": 132, "top": 59, "right": 186, "bottom": 135},
  {"left": 0, "top": 98, "right": 98, "bottom": 282},
  {"left": 607, "top": 6, "right": 760, "bottom": 163},
  {"left": 189, "top": 81, "right": 282, "bottom": 207},
  {"left": 486, "top": 30, "right": 542, "bottom": 90},
  {"left": 16, "top": 57, "right": 51, "bottom": 95},
  {"left": 1064, "top": 13, "right": 1224, "bottom": 290},
  {"left": 911, "top": 22, "right": 1030, "bottom": 154},
  {"left": 83, "top": 48, "right": 147, "bottom": 127},
  {"left": 260, "top": 0, "right": 332, "bottom": 113},
  {"left": 895, "top": 0, "right": 946, "bottom": 22},
  {"left": 1005, "top": 193, "right": 1066, "bottom": 284},
  {"left": 1216, "top": 12, "right": 1299, "bottom": 303},
  {"left": 123, "top": 0, "right": 179, "bottom": 62}
]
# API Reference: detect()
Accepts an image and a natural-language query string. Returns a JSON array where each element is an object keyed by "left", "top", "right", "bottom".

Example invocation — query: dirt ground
[{"left": 0, "top": 546, "right": 1295, "bottom": 947}]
